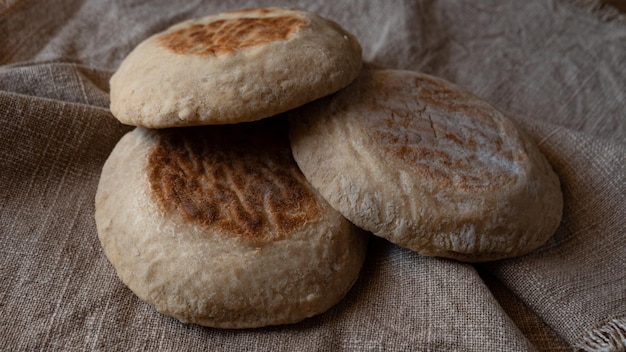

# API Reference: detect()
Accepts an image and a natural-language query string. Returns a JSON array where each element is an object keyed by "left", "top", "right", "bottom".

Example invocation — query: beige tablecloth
[{"left": 1, "top": 0, "right": 624, "bottom": 351}]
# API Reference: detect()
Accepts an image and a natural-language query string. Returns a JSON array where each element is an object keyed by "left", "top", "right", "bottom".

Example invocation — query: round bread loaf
[
  {"left": 95, "top": 117, "right": 368, "bottom": 328},
  {"left": 289, "top": 68, "right": 563, "bottom": 262},
  {"left": 109, "top": 7, "right": 362, "bottom": 128}
]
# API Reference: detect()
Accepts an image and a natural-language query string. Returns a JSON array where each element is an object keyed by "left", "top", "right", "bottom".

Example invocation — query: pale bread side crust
[
  {"left": 109, "top": 7, "right": 362, "bottom": 128},
  {"left": 95, "top": 119, "right": 367, "bottom": 328},
  {"left": 289, "top": 69, "right": 563, "bottom": 262}
]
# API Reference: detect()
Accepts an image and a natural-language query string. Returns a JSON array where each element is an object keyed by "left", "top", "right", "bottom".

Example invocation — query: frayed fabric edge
[{"left": 576, "top": 318, "right": 626, "bottom": 352}]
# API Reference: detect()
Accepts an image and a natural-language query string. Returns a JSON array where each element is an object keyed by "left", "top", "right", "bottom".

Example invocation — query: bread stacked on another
[
  {"left": 99, "top": 7, "right": 366, "bottom": 329},
  {"left": 109, "top": 7, "right": 362, "bottom": 127},
  {"left": 97, "top": 7, "right": 563, "bottom": 329}
]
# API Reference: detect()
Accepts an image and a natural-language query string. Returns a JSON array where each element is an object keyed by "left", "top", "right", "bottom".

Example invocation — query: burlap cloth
[{"left": 1, "top": 0, "right": 624, "bottom": 351}]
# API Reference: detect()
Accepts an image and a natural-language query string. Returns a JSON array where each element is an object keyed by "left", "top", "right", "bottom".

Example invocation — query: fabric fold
[
  {"left": 485, "top": 118, "right": 626, "bottom": 350},
  {"left": 1, "top": 0, "right": 624, "bottom": 351}
]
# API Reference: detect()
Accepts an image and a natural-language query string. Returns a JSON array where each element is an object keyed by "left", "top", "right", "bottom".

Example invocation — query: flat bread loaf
[
  {"left": 289, "top": 68, "right": 563, "bottom": 262},
  {"left": 95, "top": 117, "right": 368, "bottom": 328},
  {"left": 109, "top": 7, "right": 362, "bottom": 128}
]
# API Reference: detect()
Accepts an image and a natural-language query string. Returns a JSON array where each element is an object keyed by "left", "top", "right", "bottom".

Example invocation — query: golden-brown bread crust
[
  {"left": 158, "top": 15, "right": 306, "bottom": 56},
  {"left": 366, "top": 72, "right": 523, "bottom": 191},
  {"left": 289, "top": 68, "right": 563, "bottom": 262},
  {"left": 146, "top": 122, "right": 321, "bottom": 243},
  {"left": 95, "top": 117, "right": 368, "bottom": 328},
  {"left": 109, "top": 7, "right": 362, "bottom": 128}
]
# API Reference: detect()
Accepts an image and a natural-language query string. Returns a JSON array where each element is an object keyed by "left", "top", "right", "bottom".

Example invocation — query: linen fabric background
[{"left": 1, "top": 0, "right": 625, "bottom": 351}]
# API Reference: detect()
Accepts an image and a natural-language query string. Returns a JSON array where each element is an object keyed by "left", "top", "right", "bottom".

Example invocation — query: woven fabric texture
[{"left": 1, "top": 0, "right": 624, "bottom": 351}]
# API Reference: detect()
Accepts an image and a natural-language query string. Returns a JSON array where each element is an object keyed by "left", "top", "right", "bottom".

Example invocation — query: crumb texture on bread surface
[{"left": 289, "top": 68, "right": 563, "bottom": 262}]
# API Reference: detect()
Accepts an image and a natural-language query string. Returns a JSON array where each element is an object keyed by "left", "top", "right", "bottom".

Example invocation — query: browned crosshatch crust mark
[
  {"left": 158, "top": 15, "right": 306, "bottom": 56},
  {"left": 367, "top": 73, "right": 519, "bottom": 190},
  {"left": 146, "top": 120, "right": 321, "bottom": 242}
]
